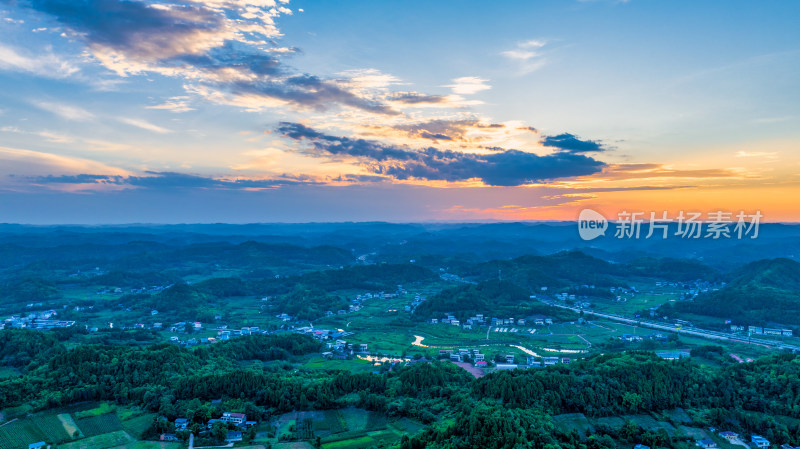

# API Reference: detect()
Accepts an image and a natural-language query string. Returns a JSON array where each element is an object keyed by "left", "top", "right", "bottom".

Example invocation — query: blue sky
[{"left": 0, "top": 0, "right": 798, "bottom": 223}]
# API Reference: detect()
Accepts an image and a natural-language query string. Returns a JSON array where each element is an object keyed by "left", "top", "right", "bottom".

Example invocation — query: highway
[{"left": 537, "top": 298, "right": 800, "bottom": 353}]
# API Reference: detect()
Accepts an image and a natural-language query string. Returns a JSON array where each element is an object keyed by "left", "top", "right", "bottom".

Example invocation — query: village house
[
  {"left": 495, "top": 363, "right": 518, "bottom": 370},
  {"left": 226, "top": 431, "right": 243, "bottom": 442},
  {"left": 174, "top": 418, "right": 189, "bottom": 430},
  {"left": 751, "top": 435, "right": 771, "bottom": 449},
  {"left": 719, "top": 431, "right": 739, "bottom": 442},
  {"left": 221, "top": 412, "right": 247, "bottom": 426},
  {"left": 543, "top": 357, "right": 560, "bottom": 366}
]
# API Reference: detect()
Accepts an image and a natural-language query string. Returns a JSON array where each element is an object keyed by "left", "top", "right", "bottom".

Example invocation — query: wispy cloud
[
  {"left": 0, "top": 43, "right": 79, "bottom": 78},
  {"left": 735, "top": 151, "right": 778, "bottom": 159},
  {"left": 118, "top": 117, "right": 172, "bottom": 134},
  {"left": 445, "top": 77, "right": 491, "bottom": 95},
  {"left": 28, "top": 171, "right": 316, "bottom": 191},
  {"left": 501, "top": 39, "right": 548, "bottom": 74},
  {"left": 146, "top": 97, "right": 195, "bottom": 113},
  {"left": 32, "top": 101, "right": 94, "bottom": 121},
  {"left": 0, "top": 146, "right": 129, "bottom": 183}
]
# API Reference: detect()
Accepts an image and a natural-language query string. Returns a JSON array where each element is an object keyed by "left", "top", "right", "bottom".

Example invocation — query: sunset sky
[{"left": 1, "top": 0, "right": 798, "bottom": 223}]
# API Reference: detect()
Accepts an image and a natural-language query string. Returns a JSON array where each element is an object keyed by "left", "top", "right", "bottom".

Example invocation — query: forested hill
[
  {"left": 1, "top": 329, "right": 800, "bottom": 449},
  {"left": 671, "top": 258, "right": 800, "bottom": 324},
  {"left": 412, "top": 279, "right": 575, "bottom": 322},
  {"left": 456, "top": 251, "right": 626, "bottom": 288}
]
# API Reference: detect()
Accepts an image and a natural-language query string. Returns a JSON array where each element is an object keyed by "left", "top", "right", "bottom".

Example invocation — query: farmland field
[
  {"left": 0, "top": 419, "right": 46, "bottom": 449},
  {"left": 76, "top": 413, "right": 123, "bottom": 437},
  {"left": 121, "top": 413, "right": 157, "bottom": 439},
  {"left": 58, "top": 430, "right": 135, "bottom": 449},
  {"left": 32, "top": 414, "right": 72, "bottom": 443}
]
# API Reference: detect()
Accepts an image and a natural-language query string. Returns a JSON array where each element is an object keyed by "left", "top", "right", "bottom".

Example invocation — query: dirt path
[{"left": 453, "top": 361, "right": 485, "bottom": 378}]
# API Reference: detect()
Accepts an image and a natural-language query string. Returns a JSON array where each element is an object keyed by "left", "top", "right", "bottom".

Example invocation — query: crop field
[
  {"left": 58, "top": 430, "right": 135, "bottom": 449},
  {"left": 121, "top": 413, "right": 157, "bottom": 438},
  {"left": 76, "top": 413, "right": 124, "bottom": 437},
  {"left": 323, "top": 410, "right": 347, "bottom": 434},
  {"left": 32, "top": 414, "right": 72, "bottom": 442},
  {"left": 274, "top": 408, "right": 407, "bottom": 449},
  {"left": 0, "top": 412, "right": 83, "bottom": 449},
  {"left": 0, "top": 419, "right": 46, "bottom": 449},
  {"left": 108, "top": 442, "right": 183, "bottom": 449}
]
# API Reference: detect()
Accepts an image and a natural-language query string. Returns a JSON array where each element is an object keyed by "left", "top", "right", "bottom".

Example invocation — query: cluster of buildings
[
  {"left": 165, "top": 323, "right": 268, "bottom": 346},
  {"left": 439, "top": 349, "right": 575, "bottom": 370},
  {"left": 96, "top": 284, "right": 173, "bottom": 295},
  {"left": 713, "top": 431, "right": 791, "bottom": 449},
  {"left": 161, "top": 412, "right": 256, "bottom": 443},
  {"left": 656, "top": 351, "right": 691, "bottom": 360},
  {"left": 1, "top": 310, "right": 75, "bottom": 330},
  {"left": 639, "top": 430, "right": 793, "bottom": 449},
  {"left": 294, "top": 326, "right": 362, "bottom": 358},
  {"left": 430, "top": 314, "right": 556, "bottom": 330},
  {"left": 494, "top": 355, "right": 573, "bottom": 370},
  {"left": 729, "top": 326, "right": 794, "bottom": 338},
  {"left": 619, "top": 333, "right": 669, "bottom": 343},
  {"left": 440, "top": 348, "right": 486, "bottom": 365},
  {"left": 403, "top": 294, "right": 427, "bottom": 313}
]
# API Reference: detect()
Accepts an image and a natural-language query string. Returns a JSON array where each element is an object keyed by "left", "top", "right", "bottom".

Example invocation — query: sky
[{"left": 0, "top": 0, "right": 798, "bottom": 223}]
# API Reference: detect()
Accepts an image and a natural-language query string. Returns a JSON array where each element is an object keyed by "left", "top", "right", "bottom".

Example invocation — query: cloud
[
  {"left": 501, "top": 39, "right": 548, "bottom": 74},
  {"left": 29, "top": 171, "right": 317, "bottom": 190},
  {"left": 6, "top": 0, "right": 399, "bottom": 115},
  {"left": 445, "top": 77, "right": 491, "bottom": 95},
  {"left": 735, "top": 151, "right": 778, "bottom": 159},
  {"left": 146, "top": 96, "right": 195, "bottom": 113},
  {"left": 541, "top": 133, "right": 607, "bottom": 153},
  {"left": 0, "top": 43, "right": 79, "bottom": 78},
  {"left": 278, "top": 122, "right": 605, "bottom": 186},
  {"left": 228, "top": 74, "right": 399, "bottom": 114},
  {"left": 118, "top": 117, "right": 172, "bottom": 134},
  {"left": 593, "top": 163, "right": 745, "bottom": 181},
  {"left": 388, "top": 92, "right": 450, "bottom": 105},
  {"left": 32, "top": 100, "right": 95, "bottom": 121},
  {"left": 393, "top": 119, "right": 502, "bottom": 141},
  {"left": 0, "top": 146, "right": 129, "bottom": 182}
]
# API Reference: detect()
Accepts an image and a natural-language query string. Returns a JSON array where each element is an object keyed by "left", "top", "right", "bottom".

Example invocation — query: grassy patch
[
  {"left": 58, "top": 430, "right": 135, "bottom": 449},
  {"left": 322, "top": 435, "right": 374, "bottom": 449},
  {"left": 74, "top": 402, "right": 115, "bottom": 419}
]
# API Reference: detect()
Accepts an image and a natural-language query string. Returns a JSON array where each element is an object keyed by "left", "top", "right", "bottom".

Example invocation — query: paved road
[{"left": 539, "top": 299, "right": 800, "bottom": 352}]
